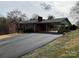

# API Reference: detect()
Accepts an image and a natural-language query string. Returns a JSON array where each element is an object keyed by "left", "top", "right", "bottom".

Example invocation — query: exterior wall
[
  {"left": 17, "top": 22, "right": 65, "bottom": 33},
  {"left": 35, "top": 24, "right": 46, "bottom": 32},
  {"left": 17, "top": 23, "right": 34, "bottom": 32},
  {"left": 8, "top": 22, "right": 17, "bottom": 33}
]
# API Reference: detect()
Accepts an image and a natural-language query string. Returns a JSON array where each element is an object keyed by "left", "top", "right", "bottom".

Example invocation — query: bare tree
[
  {"left": 69, "top": 2, "right": 79, "bottom": 24},
  {"left": 47, "top": 15, "right": 55, "bottom": 20},
  {"left": 76, "top": 21, "right": 79, "bottom": 26},
  {"left": 7, "top": 9, "right": 27, "bottom": 22}
]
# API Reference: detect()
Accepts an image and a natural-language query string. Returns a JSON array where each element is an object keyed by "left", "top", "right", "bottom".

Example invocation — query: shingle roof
[
  {"left": 40, "top": 18, "right": 66, "bottom": 23},
  {"left": 19, "top": 18, "right": 71, "bottom": 26}
]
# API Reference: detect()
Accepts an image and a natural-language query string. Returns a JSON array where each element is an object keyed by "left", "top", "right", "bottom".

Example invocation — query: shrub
[{"left": 70, "top": 25, "right": 77, "bottom": 30}]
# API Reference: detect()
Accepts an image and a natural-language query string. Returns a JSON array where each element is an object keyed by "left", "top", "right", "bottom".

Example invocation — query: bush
[{"left": 70, "top": 25, "right": 77, "bottom": 30}]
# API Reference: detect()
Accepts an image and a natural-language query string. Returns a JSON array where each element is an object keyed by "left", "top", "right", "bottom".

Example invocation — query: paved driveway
[{"left": 0, "top": 33, "right": 62, "bottom": 58}]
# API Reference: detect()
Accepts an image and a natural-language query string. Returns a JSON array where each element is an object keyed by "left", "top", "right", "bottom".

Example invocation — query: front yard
[{"left": 22, "top": 29, "right": 79, "bottom": 58}]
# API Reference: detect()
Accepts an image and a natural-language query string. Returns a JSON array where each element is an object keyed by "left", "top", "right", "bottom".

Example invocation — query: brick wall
[{"left": 8, "top": 21, "right": 17, "bottom": 33}]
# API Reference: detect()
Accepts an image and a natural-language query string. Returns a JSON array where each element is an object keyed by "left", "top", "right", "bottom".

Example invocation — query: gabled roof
[
  {"left": 41, "top": 18, "right": 71, "bottom": 25},
  {"left": 19, "top": 19, "right": 45, "bottom": 23},
  {"left": 19, "top": 17, "right": 71, "bottom": 26}
]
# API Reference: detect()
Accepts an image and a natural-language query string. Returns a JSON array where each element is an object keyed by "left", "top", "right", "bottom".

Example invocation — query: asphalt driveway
[{"left": 0, "top": 33, "right": 62, "bottom": 58}]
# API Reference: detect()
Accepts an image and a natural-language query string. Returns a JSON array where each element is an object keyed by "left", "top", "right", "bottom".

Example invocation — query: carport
[
  {"left": 17, "top": 17, "right": 71, "bottom": 33},
  {"left": 33, "top": 22, "right": 65, "bottom": 33}
]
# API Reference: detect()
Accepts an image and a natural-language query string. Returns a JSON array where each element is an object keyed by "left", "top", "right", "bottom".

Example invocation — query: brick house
[{"left": 17, "top": 16, "right": 72, "bottom": 33}]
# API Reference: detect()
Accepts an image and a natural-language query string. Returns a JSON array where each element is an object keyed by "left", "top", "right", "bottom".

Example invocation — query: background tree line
[{"left": 0, "top": 9, "right": 28, "bottom": 34}]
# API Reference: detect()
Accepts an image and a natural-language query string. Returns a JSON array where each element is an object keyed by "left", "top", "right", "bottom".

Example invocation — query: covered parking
[{"left": 16, "top": 17, "right": 71, "bottom": 33}]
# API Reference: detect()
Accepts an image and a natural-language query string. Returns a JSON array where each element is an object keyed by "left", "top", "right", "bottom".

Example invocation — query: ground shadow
[{"left": 24, "top": 31, "right": 63, "bottom": 35}]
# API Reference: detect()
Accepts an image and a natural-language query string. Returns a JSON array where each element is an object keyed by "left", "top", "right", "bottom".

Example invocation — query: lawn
[{"left": 22, "top": 29, "right": 79, "bottom": 58}]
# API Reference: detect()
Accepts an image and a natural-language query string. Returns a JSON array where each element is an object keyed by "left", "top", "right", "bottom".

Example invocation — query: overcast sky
[{"left": 0, "top": 1, "right": 77, "bottom": 24}]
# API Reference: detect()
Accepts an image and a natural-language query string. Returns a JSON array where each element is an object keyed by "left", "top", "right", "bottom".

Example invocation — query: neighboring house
[{"left": 17, "top": 16, "right": 72, "bottom": 33}]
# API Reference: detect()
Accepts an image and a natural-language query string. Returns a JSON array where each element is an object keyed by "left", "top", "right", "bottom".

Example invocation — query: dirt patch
[{"left": 0, "top": 33, "right": 21, "bottom": 40}]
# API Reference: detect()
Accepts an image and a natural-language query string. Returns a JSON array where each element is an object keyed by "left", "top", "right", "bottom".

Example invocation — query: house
[{"left": 17, "top": 16, "right": 72, "bottom": 33}]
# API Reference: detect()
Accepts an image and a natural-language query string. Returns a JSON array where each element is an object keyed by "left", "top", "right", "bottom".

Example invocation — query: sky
[{"left": 0, "top": 1, "right": 77, "bottom": 24}]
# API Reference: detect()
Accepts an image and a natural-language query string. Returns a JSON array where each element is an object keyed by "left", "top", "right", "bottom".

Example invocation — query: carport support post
[
  {"left": 46, "top": 24, "right": 48, "bottom": 32},
  {"left": 34, "top": 24, "right": 36, "bottom": 32}
]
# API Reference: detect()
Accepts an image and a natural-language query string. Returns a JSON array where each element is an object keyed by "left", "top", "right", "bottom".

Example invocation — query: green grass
[{"left": 22, "top": 29, "right": 79, "bottom": 58}]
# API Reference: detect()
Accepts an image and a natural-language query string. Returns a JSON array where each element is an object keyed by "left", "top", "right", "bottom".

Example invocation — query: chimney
[{"left": 38, "top": 16, "right": 42, "bottom": 22}]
